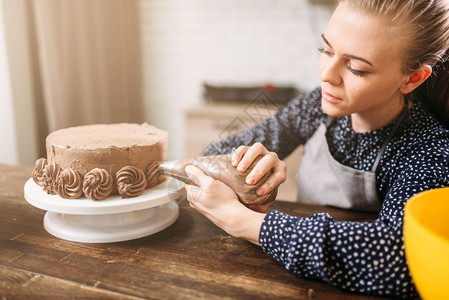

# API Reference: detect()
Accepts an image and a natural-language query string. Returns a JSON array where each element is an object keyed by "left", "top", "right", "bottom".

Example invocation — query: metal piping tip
[
  {"left": 158, "top": 160, "right": 195, "bottom": 185},
  {"left": 158, "top": 160, "right": 179, "bottom": 176}
]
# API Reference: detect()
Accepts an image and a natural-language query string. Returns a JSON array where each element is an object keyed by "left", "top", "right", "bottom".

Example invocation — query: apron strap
[
  {"left": 326, "top": 116, "right": 336, "bottom": 127},
  {"left": 371, "top": 99, "right": 409, "bottom": 172}
]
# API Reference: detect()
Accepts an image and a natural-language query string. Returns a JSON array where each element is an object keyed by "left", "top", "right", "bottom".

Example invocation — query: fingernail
[
  {"left": 232, "top": 158, "right": 237, "bottom": 166},
  {"left": 185, "top": 165, "right": 193, "bottom": 175},
  {"left": 237, "top": 164, "right": 245, "bottom": 172},
  {"left": 246, "top": 176, "right": 255, "bottom": 185},
  {"left": 257, "top": 187, "right": 265, "bottom": 196}
]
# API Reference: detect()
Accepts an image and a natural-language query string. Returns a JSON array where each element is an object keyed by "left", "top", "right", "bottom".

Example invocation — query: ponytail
[{"left": 414, "top": 52, "right": 449, "bottom": 128}]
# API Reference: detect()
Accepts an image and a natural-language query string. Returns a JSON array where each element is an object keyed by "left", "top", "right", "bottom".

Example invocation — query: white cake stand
[{"left": 24, "top": 178, "right": 185, "bottom": 243}]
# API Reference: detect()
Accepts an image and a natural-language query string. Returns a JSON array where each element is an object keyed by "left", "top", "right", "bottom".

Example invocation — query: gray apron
[{"left": 297, "top": 105, "right": 408, "bottom": 212}]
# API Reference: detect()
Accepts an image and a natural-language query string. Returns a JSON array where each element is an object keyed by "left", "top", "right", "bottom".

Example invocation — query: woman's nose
[{"left": 319, "top": 58, "right": 342, "bottom": 86}]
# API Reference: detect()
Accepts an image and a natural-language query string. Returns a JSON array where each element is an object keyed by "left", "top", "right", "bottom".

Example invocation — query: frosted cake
[{"left": 32, "top": 123, "right": 167, "bottom": 200}]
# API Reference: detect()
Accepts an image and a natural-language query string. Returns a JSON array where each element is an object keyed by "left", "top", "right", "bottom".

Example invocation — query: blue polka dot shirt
[{"left": 203, "top": 87, "right": 449, "bottom": 298}]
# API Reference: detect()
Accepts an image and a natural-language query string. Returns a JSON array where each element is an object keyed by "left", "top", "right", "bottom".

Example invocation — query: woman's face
[{"left": 319, "top": 3, "right": 410, "bottom": 131}]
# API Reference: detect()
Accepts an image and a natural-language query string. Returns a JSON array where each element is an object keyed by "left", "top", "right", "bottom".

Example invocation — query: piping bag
[{"left": 158, "top": 154, "right": 278, "bottom": 206}]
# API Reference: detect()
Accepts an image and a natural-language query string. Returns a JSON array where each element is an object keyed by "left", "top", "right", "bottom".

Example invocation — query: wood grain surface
[{"left": 0, "top": 164, "right": 386, "bottom": 299}]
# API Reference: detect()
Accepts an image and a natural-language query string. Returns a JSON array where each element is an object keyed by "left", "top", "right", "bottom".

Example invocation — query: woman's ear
[{"left": 400, "top": 65, "right": 432, "bottom": 94}]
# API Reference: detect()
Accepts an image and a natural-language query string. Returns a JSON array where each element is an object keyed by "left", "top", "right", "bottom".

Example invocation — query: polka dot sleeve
[
  {"left": 259, "top": 210, "right": 417, "bottom": 298},
  {"left": 203, "top": 87, "right": 326, "bottom": 159}
]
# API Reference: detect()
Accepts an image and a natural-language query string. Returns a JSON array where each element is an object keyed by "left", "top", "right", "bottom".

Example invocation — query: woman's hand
[
  {"left": 232, "top": 142, "right": 287, "bottom": 197},
  {"left": 184, "top": 165, "right": 266, "bottom": 245}
]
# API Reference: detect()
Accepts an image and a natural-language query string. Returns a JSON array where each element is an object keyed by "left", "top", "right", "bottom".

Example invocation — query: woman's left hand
[
  {"left": 232, "top": 142, "right": 287, "bottom": 198},
  {"left": 184, "top": 165, "right": 266, "bottom": 245}
]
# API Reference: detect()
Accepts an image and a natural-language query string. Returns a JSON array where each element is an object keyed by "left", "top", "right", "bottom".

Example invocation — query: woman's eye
[
  {"left": 347, "top": 62, "right": 368, "bottom": 77},
  {"left": 318, "top": 47, "right": 369, "bottom": 77}
]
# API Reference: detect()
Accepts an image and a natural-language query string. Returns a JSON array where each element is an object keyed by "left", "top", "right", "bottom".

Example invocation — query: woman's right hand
[{"left": 231, "top": 142, "right": 287, "bottom": 197}]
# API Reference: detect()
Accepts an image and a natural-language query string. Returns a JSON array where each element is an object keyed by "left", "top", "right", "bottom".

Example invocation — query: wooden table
[{"left": 0, "top": 164, "right": 386, "bottom": 299}]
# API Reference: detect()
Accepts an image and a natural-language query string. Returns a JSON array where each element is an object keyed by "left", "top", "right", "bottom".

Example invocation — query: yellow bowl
[{"left": 404, "top": 187, "right": 449, "bottom": 300}]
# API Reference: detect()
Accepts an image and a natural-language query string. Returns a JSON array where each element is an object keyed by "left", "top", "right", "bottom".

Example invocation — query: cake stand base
[{"left": 43, "top": 201, "right": 179, "bottom": 243}]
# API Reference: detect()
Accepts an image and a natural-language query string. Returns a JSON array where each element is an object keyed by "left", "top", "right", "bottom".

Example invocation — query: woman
[{"left": 184, "top": 0, "right": 449, "bottom": 297}]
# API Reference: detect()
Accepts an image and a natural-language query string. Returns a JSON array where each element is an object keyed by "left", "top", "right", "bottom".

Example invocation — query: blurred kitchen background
[{"left": 0, "top": 0, "right": 333, "bottom": 167}]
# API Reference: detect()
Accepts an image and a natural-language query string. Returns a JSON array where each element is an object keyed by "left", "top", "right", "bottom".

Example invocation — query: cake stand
[{"left": 24, "top": 178, "right": 185, "bottom": 243}]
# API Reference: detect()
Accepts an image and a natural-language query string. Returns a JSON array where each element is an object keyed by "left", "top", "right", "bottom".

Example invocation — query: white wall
[
  {"left": 139, "top": 0, "right": 333, "bottom": 159},
  {"left": 0, "top": 0, "right": 18, "bottom": 165}
]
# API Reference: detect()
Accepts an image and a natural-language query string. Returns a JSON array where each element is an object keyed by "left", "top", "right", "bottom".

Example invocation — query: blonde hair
[{"left": 338, "top": 0, "right": 449, "bottom": 127}]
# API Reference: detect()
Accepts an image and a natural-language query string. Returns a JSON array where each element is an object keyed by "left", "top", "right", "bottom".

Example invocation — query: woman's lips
[{"left": 322, "top": 90, "right": 342, "bottom": 104}]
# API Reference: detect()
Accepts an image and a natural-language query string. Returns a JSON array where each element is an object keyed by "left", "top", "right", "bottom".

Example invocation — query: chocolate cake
[{"left": 32, "top": 123, "right": 168, "bottom": 200}]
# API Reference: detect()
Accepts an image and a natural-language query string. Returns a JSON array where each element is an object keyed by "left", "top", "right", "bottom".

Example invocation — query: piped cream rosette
[{"left": 32, "top": 159, "right": 166, "bottom": 201}]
